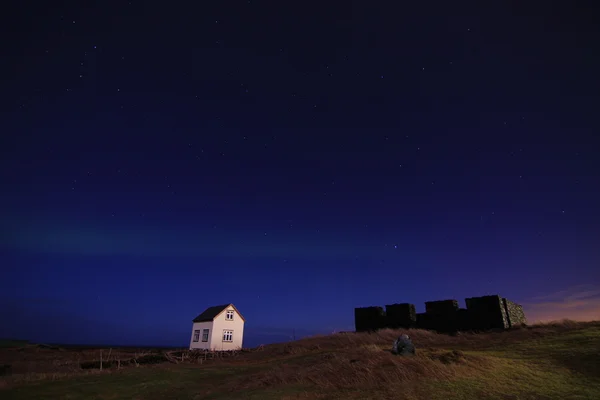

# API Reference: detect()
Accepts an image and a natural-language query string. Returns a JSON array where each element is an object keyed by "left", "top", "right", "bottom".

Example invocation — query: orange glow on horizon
[{"left": 523, "top": 284, "right": 600, "bottom": 323}]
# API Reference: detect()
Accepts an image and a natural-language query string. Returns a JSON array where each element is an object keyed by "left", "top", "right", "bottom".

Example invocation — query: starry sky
[{"left": 1, "top": 1, "right": 599, "bottom": 347}]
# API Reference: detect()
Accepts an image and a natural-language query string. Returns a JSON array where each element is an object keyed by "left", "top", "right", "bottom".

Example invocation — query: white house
[{"left": 189, "top": 303, "right": 245, "bottom": 351}]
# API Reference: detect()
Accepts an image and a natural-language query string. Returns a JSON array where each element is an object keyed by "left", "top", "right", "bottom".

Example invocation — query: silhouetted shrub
[
  {"left": 0, "top": 364, "right": 11, "bottom": 376},
  {"left": 136, "top": 354, "right": 168, "bottom": 365}
]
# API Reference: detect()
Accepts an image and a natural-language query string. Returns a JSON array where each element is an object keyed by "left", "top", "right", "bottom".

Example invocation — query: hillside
[{"left": 1, "top": 320, "right": 599, "bottom": 399}]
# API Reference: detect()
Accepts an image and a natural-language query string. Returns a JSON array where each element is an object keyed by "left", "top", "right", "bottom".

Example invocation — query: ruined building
[{"left": 355, "top": 295, "right": 527, "bottom": 333}]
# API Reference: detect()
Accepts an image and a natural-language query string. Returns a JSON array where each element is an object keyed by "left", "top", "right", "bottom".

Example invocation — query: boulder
[{"left": 391, "top": 334, "right": 415, "bottom": 356}]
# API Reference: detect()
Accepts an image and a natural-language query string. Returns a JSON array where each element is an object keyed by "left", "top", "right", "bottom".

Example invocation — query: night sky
[{"left": 1, "top": 1, "right": 599, "bottom": 347}]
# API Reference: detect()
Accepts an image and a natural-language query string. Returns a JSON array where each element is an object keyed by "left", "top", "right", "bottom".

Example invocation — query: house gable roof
[{"left": 192, "top": 303, "right": 246, "bottom": 322}]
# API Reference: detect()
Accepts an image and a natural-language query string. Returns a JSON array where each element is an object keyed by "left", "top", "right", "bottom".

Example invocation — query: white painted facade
[
  {"left": 189, "top": 304, "right": 245, "bottom": 351},
  {"left": 189, "top": 321, "right": 213, "bottom": 350}
]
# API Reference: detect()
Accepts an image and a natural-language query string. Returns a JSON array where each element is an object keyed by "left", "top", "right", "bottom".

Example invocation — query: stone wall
[
  {"left": 416, "top": 312, "right": 433, "bottom": 330},
  {"left": 425, "top": 299, "right": 459, "bottom": 315},
  {"left": 385, "top": 303, "right": 416, "bottom": 329},
  {"left": 356, "top": 294, "right": 527, "bottom": 333},
  {"left": 354, "top": 306, "right": 386, "bottom": 332},
  {"left": 456, "top": 308, "right": 471, "bottom": 331},
  {"left": 503, "top": 298, "right": 527, "bottom": 327},
  {"left": 465, "top": 295, "right": 509, "bottom": 330}
]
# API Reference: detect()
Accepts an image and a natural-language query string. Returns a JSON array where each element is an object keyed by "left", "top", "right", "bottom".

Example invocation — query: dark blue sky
[{"left": 1, "top": 1, "right": 599, "bottom": 347}]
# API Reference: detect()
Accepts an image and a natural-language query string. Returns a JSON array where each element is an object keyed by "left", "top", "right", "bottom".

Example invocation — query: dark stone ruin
[
  {"left": 355, "top": 294, "right": 527, "bottom": 333},
  {"left": 385, "top": 303, "right": 416, "bottom": 329},
  {"left": 425, "top": 299, "right": 459, "bottom": 315},
  {"left": 465, "top": 295, "right": 509, "bottom": 331},
  {"left": 354, "top": 306, "right": 386, "bottom": 332},
  {"left": 422, "top": 300, "right": 462, "bottom": 333},
  {"left": 503, "top": 298, "right": 527, "bottom": 328}
]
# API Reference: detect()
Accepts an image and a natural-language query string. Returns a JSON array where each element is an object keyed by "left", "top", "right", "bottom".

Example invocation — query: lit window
[{"left": 223, "top": 330, "right": 233, "bottom": 342}]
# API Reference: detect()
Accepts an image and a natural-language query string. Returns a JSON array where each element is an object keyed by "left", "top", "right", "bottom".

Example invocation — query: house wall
[
  {"left": 189, "top": 321, "right": 213, "bottom": 350},
  {"left": 209, "top": 305, "right": 245, "bottom": 350}
]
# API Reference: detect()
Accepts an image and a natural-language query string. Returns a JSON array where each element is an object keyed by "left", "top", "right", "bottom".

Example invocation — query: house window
[
  {"left": 223, "top": 330, "right": 233, "bottom": 342},
  {"left": 193, "top": 330, "right": 200, "bottom": 342},
  {"left": 226, "top": 310, "right": 234, "bottom": 320},
  {"left": 202, "top": 329, "right": 209, "bottom": 342}
]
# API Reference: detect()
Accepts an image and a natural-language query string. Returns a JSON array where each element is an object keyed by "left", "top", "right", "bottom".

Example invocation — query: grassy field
[
  {"left": 0, "top": 340, "right": 30, "bottom": 349},
  {"left": 1, "top": 320, "right": 599, "bottom": 399}
]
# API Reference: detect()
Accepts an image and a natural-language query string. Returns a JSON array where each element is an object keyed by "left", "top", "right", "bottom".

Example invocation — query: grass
[
  {"left": 1, "top": 320, "right": 599, "bottom": 399},
  {"left": 0, "top": 340, "right": 30, "bottom": 349}
]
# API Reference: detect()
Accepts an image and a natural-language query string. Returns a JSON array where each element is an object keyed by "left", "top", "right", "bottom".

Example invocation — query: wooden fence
[{"left": 81, "top": 346, "right": 266, "bottom": 370}]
